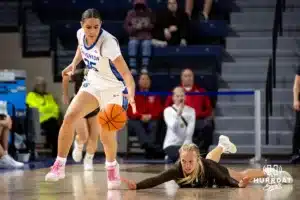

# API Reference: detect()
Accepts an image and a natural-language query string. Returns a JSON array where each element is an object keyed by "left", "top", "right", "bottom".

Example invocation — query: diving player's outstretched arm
[{"left": 102, "top": 39, "right": 136, "bottom": 113}]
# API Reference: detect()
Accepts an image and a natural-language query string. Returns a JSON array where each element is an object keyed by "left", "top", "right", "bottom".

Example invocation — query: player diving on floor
[{"left": 121, "top": 135, "right": 293, "bottom": 189}]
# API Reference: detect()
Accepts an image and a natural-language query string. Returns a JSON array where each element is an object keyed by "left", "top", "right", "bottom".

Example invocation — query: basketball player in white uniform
[{"left": 45, "top": 8, "right": 136, "bottom": 190}]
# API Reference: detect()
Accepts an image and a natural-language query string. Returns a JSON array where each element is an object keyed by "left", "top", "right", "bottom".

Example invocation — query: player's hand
[
  {"left": 238, "top": 177, "right": 251, "bottom": 188},
  {"left": 294, "top": 101, "right": 300, "bottom": 111},
  {"left": 120, "top": 177, "right": 137, "bottom": 190},
  {"left": 123, "top": 93, "right": 136, "bottom": 113},
  {"left": 62, "top": 64, "right": 75, "bottom": 77},
  {"left": 129, "top": 96, "right": 136, "bottom": 114}
]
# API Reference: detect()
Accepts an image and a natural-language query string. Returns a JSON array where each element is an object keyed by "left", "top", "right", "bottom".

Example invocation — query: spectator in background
[
  {"left": 185, "top": 0, "right": 213, "bottom": 20},
  {"left": 291, "top": 65, "right": 300, "bottom": 163},
  {"left": 124, "top": 0, "right": 154, "bottom": 75},
  {"left": 127, "top": 73, "right": 163, "bottom": 158},
  {"left": 0, "top": 101, "right": 24, "bottom": 168},
  {"left": 152, "top": 0, "right": 188, "bottom": 47},
  {"left": 26, "top": 76, "right": 60, "bottom": 157},
  {"left": 163, "top": 87, "right": 195, "bottom": 162},
  {"left": 165, "top": 68, "right": 213, "bottom": 153}
]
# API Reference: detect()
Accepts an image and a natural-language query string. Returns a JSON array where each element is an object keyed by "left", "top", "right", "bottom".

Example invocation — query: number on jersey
[{"left": 84, "top": 58, "right": 98, "bottom": 71}]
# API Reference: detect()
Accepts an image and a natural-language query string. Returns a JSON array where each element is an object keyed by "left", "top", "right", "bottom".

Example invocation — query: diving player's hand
[
  {"left": 238, "top": 177, "right": 250, "bottom": 188},
  {"left": 120, "top": 177, "right": 137, "bottom": 190}
]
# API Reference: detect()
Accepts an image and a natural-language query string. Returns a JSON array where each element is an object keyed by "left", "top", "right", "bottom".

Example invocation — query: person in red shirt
[
  {"left": 165, "top": 68, "right": 214, "bottom": 153},
  {"left": 127, "top": 73, "right": 163, "bottom": 158}
]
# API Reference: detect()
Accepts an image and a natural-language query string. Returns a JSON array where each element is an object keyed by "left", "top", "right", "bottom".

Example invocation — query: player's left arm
[{"left": 101, "top": 38, "right": 136, "bottom": 112}]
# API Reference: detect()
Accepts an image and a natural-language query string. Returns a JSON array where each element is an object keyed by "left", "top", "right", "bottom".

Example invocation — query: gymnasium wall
[{"left": 0, "top": 33, "right": 73, "bottom": 112}]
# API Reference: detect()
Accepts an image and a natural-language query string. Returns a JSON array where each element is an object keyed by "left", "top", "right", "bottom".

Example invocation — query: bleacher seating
[
  {"left": 33, "top": 0, "right": 165, "bottom": 22},
  {"left": 31, "top": 0, "right": 230, "bottom": 84},
  {"left": 133, "top": 74, "right": 218, "bottom": 93},
  {"left": 54, "top": 20, "right": 228, "bottom": 49},
  {"left": 33, "top": 0, "right": 232, "bottom": 21},
  {"left": 54, "top": 20, "right": 128, "bottom": 49}
]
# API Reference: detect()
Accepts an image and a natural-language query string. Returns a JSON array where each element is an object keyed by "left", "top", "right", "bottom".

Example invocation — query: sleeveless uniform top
[{"left": 77, "top": 28, "right": 125, "bottom": 91}]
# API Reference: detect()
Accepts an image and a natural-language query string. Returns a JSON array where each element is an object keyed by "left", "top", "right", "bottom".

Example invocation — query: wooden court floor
[{"left": 0, "top": 163, "right": 299, "bottom": 200}]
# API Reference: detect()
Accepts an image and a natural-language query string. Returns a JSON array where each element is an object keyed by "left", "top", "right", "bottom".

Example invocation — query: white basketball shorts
[{"left": 78, "top": 81, "right": 128, "bottom": 111}]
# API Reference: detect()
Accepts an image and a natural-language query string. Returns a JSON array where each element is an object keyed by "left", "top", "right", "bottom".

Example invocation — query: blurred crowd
[
  {"left": 127, "top": 69, "right": 214, "bottom": 161},
  {"left": 124, "top": 0, "right": 218, "bottom": 74}
]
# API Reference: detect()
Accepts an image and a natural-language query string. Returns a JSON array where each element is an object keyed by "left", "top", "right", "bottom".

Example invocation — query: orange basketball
[{"left": 97, "top": 104, "right": 127, "bottom": 131}]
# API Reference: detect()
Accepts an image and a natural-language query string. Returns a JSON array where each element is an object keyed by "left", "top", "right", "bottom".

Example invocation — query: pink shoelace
[
  {"left": 107, "top": 166, "right": 118, "bottom": 181},
  {"left": 51, "top": 161, "right": 62, "bottom": 175}
]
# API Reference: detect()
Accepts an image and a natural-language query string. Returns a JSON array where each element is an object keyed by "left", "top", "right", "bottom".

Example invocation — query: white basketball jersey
[{"left": 77, "top": 28, "right": 125, "bottom": 90}]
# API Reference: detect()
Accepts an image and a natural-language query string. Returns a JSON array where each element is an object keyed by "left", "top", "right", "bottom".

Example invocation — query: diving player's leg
[
  {"left": 228, "top": 167, "right": 293, "bottom": 184},
  {"left": 45, "top": 88, "right": 99, "bottom": 182},
  {"left": 205, "top": 135, "right": 237, "bottom": 162},
  {"left": 72, "top": 117, "right": 89, "bottom": 162},
  {"left": 99, "top": 88, "right": 128, "bottom": 189},
  {"left": 83, "top": 112, "right": 100, "bottom": 171}
]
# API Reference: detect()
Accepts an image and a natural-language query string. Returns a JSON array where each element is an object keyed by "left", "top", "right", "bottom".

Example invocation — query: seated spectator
[
  {"left": 124, "top": 0, "right": 154, "bottom": 75},
  {"left": 0, "top": 101, "right": 24, "bottom": 168},
  {"left": 26, "top": 76, "right": 60, "bottom": 157},
  {"left": 152, "top": 0, "right": 188, "bottom": 47},
  {"left": 163, "top": 87, "right": 195, "bottom": 162},
  {"left": 185, "top": 0, "right": 213, "bottom": 20},
  {"left": 165, "top": 68, "right": 213, "bottom": 153},
  {"left": 127, "top": 73, "right": 163, "bottom": 158}
]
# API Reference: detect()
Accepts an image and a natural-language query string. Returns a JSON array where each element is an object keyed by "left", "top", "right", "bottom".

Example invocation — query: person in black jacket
[
  {"left": 152, "top": 0, "right": 189, "bottom": 46},
  {"left": 121, "top": 143, "right": 293, "bottom": 189}
]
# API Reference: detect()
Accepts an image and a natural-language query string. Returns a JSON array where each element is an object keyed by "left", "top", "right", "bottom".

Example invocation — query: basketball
[{"left": 97, "top": 104, "right": 127, "bottom": 131}]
